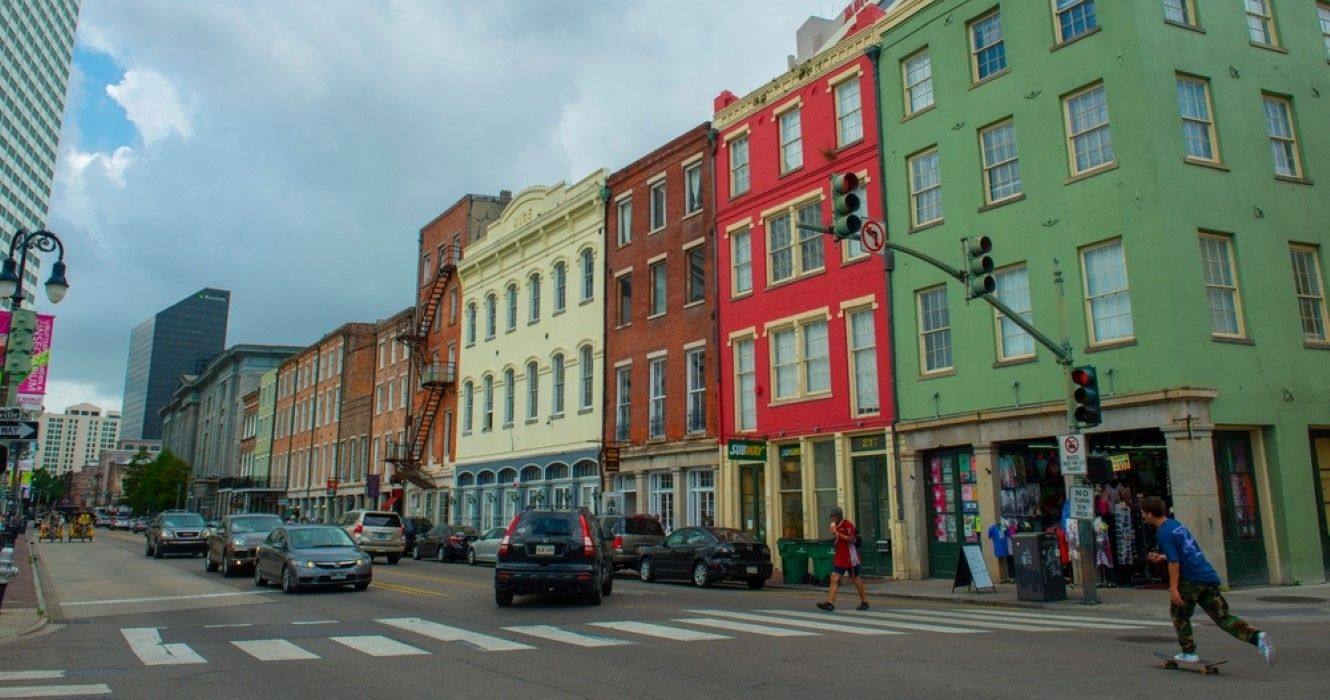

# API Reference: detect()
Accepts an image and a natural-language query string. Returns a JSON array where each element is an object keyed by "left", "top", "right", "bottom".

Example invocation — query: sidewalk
[{"left": 0, "top": 532, "right": 47, "bottom": 644}]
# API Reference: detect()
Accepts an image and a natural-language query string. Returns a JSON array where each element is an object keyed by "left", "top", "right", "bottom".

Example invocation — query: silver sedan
[
  {"left": 465, "top": 527, "right": 507, "bottom": 566},
  {"left": 253, "top": 525, "right": 372, "bottom": 593}
]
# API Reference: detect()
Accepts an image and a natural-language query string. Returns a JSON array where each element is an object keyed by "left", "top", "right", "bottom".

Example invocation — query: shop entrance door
[
  {"left": 925, "top": 448, "right": 980, "bottom": 579},
  {"left": 1213, "top": 432, "right": 1268, "bottom": 585},
  {"left": 853, "top": 455, "right": 892, "bottom": 576},
  {"left": 1311, "top": 432, "right": 1330, "bottom": 580},
  {"left": 738, "top": 463, "right": 766, "bottom": 542}
]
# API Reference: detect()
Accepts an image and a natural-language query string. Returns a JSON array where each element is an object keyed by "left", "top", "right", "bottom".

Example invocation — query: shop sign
[
  {"left": 326, "top": 479, "right": 339, "bottom": 496},
  {"left": 1110, "top": 454, "right": 1131, "bottom": 472},
  {"left": 1068, "top": 486, "right": 1094, "bottom": 519},
  {"left": 778, "top": 444, "right": 802, "bottom": 459},
  {"left": 602, "top": 446, "right": 620, "bottom": 473},
  {"left": 726, "top": 439, "right": 767, "bottom": 461},
  {"left": 1058, "top": 434, "right": 1086, "bottom": 475},
  {"left": 850, "top": 434, "right": 886, "bottom": 452}
]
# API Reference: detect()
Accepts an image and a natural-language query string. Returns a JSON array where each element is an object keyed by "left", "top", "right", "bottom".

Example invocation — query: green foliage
[
  {"left": 121, "top": 449, "right": 192, "bottom": 514},
  {"left": 30, "top": 468, "right": 64, "bottom": 504}
]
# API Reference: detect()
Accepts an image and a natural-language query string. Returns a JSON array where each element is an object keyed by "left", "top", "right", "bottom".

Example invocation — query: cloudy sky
[{"left": 42, "top": 0, "right": 846, "bottom": 413}]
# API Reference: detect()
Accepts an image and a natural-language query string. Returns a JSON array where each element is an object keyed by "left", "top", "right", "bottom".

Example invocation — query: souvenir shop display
[
  {"left": 997, "top": 448, "right": 1063, "bottom": 533},
  {"left": 928, "top": 452, "right": 981, "bottom": 544}
]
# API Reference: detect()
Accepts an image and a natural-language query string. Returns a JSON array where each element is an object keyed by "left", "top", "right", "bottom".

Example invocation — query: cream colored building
[
  {"left": 453, "top": 169, "right": 608, "bottom": 529},
  {"left": 35, "top": 403, "right": 121, "bottom": 476}
]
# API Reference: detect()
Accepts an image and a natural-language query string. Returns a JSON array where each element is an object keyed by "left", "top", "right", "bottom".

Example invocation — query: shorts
[{"left": 833, "top": 564, "right": 861, "bottom": 578}]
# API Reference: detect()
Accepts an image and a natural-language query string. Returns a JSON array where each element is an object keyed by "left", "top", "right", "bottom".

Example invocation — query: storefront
[{"left": 452, "top": 450, "right": 600, "bottom": 529}]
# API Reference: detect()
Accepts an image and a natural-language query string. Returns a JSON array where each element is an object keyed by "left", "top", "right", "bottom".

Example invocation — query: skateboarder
[{"left": 1140, "top": 496, "right": 1275, "bottom": 666}]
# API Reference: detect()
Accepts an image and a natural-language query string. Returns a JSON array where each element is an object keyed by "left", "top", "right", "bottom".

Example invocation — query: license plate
[
  {"left": 535, "top": 544, "right": 555, "bottom": 556},
  {"left": 746, "top": 566, "right": 758, "bottom": 574},
  {"left": 374, "top": 533, "right": 390, "bottom": 540},
  {"left": 330, "top": 573, "right": 347, "bottom": 581}
]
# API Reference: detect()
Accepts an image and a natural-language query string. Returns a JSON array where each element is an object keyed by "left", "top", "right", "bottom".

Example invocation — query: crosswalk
[
  {"left": 113, "top": 607, "right": 1168, "bottom": 667},
  {"left": 0, "top": 670, "right": 111, "bottom": 698}
]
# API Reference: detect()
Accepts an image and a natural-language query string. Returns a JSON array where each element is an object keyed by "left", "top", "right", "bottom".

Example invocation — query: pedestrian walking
[
  {"left": 817, "top": 506, "right": 869, "bottom": 612},
  {"left": 1140, "top": 496, "right": 1275, "bottom": 665}
]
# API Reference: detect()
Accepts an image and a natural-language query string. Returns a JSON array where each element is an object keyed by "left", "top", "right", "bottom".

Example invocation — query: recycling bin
[
  {"left": 777, "top": 538, "right": 810, "bottom": 585},
  {"left": 1013, "top": 532, "right": 1066, "bottom": 602}
]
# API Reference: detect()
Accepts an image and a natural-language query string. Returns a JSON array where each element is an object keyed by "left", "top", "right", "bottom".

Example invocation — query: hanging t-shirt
[
  {"left": 1156, "top": 518, "right": 1220, "bottom": 584},
  {"left": 987, "top": 522, "right": 1010, "bottom": 557}
]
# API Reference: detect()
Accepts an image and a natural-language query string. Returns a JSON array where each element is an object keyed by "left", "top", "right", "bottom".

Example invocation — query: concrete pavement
[{"left": 0, "top": 532, "right": 47, "bottom": 644}]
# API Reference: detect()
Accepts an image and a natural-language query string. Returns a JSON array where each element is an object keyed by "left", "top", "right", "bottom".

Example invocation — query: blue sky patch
[{"left": 72, "top": 45, "right": 136, "bottom": 151}]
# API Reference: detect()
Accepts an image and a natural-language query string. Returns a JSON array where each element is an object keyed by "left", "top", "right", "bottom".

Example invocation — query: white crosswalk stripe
[
  {"left": 895, "top": 608, "right": 1148, "bottom": 630},
  {"left": 858, "top": 609, "right": 1065, "bottom": 632},
  {"left": 589, "top": 621, "right": 731, "bottom": 641},
  {"left": 686, "top": 609, "right": 900, "bottom": 636},
  {"left": 232, "top": 639, "right": 321, "bottom": 661},
  {"left": 504, "top": 625, "right": 635, "bottom": 647},
  {"left": 676, "top": 617, "right": 819, "bottom": 637},
  {"left": 121, "top": 628, "right": 206, "bottom": 665},
  {"left": 0, "top": 685, "right": 113, "bottom": 698},
  {"left": 379, "top": 617, "right": 536, "bottom": 652},
  {"left": 330, "top": 635, "right": 429, "bottom": 657},
  {"left": 942, "top": 608, "right": 1168, "bottom": 626},
  {"left": 0, "top": 673, "right": 65, "bottom": 682},
  {"left": 758, "top": 609, "right": 982, "bottom": 634}
]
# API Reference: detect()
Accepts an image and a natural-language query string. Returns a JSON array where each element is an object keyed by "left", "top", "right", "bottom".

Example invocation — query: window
[
  {"left": 970, "top": 11, "right": 1006, "bottom": 81},
  {"left": 1263, "top": 95, "right": 1302, "bottom": 178},
  {"left": 1198, "top": 235, "right": 1244, "bottom": 338},
  {"left": 1064, "top": 83, "right": 1115, "bottom": 175},
  {"left": 503, "top": 368, "right": 515, "bottom": 427},
  {"left": 1176, "top": 76, "right": 1218, "bottom": 163},
  {"left": 686, "top": 245, "right": 705, "bottom": 304},
  {"left": 615, "top": 365, "right": 631, "bottom": 441},
  {"left": 1054, "top": 0, "right": 1098, "bottom": 44},
  {"left": 778, "top": 445, "right": 803, "bottom": 538},
  {"left": 903, "top": 50, "right": 934, "bottom": 114},
  {"left": 835, "top": 78, "right": 863, "bottom": 146},
  {"left": 648, "top": 357, "right": 666, "bottom": 439},
  {"left": 1321, "top": 4, "right": 1330, "bottom": 60},
  {"left": 730, "top": 135, "right": 750, "bottom": 196},
  {"left": 578, "top": 345, "right": 594, "bottom": 410},
  {"left": 918, "top": 286, "right": 952, "bottom": 373},
  {"left": 649, "top": 261, "right": 667, "bottom": 316},
  {"left": 482, "top": 375, "right": 494, "bottom": 431},
  {"left": 734, "top": 338, "right": 756, "bottom": 431},
  {"left": 732, "top": 228, "right": 752, "bottom": 295},
  {"left": 1164, "top": 0, "right": 1196, "bottom": 26},
  {"left": 553, "top": 262, "right": 567, "bottom": 312},
  {"left": 616, "top": 273, "right": 632, "bottom": 326},
  {"left": 770, "top": 318, "right": 829, "bottom": 400},
  {"left": 1082, "top": 240, "right": 1135, "bottom": 344},
  {"left": 779, "top": 107, "right": 803, "bottom": 173},
  {"left": 580, "top": 249, "right": 595, "bottom": 302},
  {"left": 994, "top": 266, "right": 1035, "bottom": 360},
  {"left": 908, "top": 148, "right": 943, "bottom": 227},
  {"left": 767, "top": 201, "right": 824, "bottom": 283},
  {"left": 449, "top": 288, "right": 459, "bottom": 324},
  {"left": 528, "top": 274, "right": 541, "bottom": 323},
  {"left": 525, "top": 361, "right": 539, "bottom": 421},
  {"left": 649, "top": 180, "right": 666, "bottom": 231},
  {"left": 505, "top": 284, "right": 518, "bottom": 332},
  {"left": 687, "top": 470, "right": 715, "bottom": 527},
  {"left": 650, "top": 473, "right": 674, "bottom": 533},
  {"left": 551, "top": 353, "right": 565, "bottom": 415},
  {"left": 484, "top": 294, "right": 497, "bottom": 339},
  {"left": 684, "top": 163, "right": 702, "bottom": 215},
  {"left": 1290, "top": 245, "right": 1328, "bottom": 341},
  {"left": 617, "top": 197, "right": 632, "bottom": 246},
  {"left": 686, "top": 348, "right": 706, "bottom": 434},
  {"left": 1244, "top": 0, "right": 1278, "bottom": 46},
  {"left": 846, "top": 308, "right": 879, "bottom": 415},
  {"left": 980, "top": 120, "right": 1021, "bottom": 204},
  {"left": 811, "top": 440, "right": 837, "bottom": 537}
]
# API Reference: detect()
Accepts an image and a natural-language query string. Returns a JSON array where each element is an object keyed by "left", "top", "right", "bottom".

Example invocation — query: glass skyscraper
[
  {"left": 0, "top": 0, "right": 81, "bottom": 285},
  {"left": 121, "top": 288, "right": 230, "bottom": 440}
]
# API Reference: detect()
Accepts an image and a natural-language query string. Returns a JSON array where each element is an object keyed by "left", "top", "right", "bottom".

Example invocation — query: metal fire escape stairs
[{"left": 385, "top": 247, "right": 457, "bottom": 490}]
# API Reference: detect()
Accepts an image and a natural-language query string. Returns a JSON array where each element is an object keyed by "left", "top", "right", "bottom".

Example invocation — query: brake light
[
  {"left": 580, "top": 514, "right": 594, "bottom": 557},
  {"left": 498, "top": 515, "right": 520, "bottom": 555},
  {"left": 448, "top": 535, "right": 463, "bottom": 544},
  {"left": 353, "top": 523, "right": 363, "bottom": 534},
  {"left": 612, "top": 535, "right": 623, "bottom": 551},
  {"left": 398, "top": 527, "right": 404, "bottom": 539}
]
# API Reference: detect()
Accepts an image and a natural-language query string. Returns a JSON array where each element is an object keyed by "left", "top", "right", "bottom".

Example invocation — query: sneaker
[
  {"left": 1257, "top": 632, "right": 1276, "bottom": 666},
  {"left": 856, "top": 602, "right": 870, "bottom": 611},
  {"left": 816, "top": 601, "right": 835, "bottom": 611},
  {"left": 1173, "top": 652, "right": 1200, "bottom": 663}
]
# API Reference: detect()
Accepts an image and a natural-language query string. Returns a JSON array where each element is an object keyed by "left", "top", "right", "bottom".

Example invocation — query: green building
[{"left": 873, "top": 0, "right": 1329, "bottom": 586}]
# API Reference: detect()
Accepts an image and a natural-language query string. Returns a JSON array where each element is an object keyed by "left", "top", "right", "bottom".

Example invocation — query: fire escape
[{"left": 385, "top": 245, "right": 457, "bottom": 490}]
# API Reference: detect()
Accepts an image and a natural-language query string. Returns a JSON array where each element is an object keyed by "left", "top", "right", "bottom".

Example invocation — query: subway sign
[{"left": 726, "top": 439, "right": 767, "bottom": 461}]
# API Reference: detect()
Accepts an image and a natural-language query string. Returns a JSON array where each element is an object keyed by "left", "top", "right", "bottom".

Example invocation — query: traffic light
[
  {"left": 1071, "top": 365, "right": 1102, "bottom": 427},
  {"left": 830, "top": 173, "right": 862, "bottom": 240},
  {"left": 964, "top": 236, "right": 995, "bottom": 299},
  {"left": 3, "top": 308, "right": 38, "bottom": 378}
]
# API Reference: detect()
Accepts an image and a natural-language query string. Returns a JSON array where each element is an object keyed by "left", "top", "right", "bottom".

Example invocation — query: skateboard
[{"left": 1153, "top": 651, "right": 1229, "bottom": 675}]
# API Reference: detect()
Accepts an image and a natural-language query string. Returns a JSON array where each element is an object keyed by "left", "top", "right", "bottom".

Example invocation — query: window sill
[
  {"left": 1164, "top": 20, "right": 1205, "bottom": 34},
  {"left": 527, "top": 318, "right": 540, "bottom": 326},
  {"left": 580, "top": 298, "right": 595, "bottom": 306},
  {"left": 968, "top": 68, "right": 1009, "bottom": 91},
  {"left": 553, "top": 309, "right": 566, "bottom": 317},
  {"left": 550, "top": 412, "right": 565, "bottom": 421},
  {"left": 729, "top": 189, "right": 750, "bottom": 202},
  {"left": 1211, "top": 335, "right": 1254, "bottom": 346},
  {"left": 1050, "top": 26, "right": 1101, "bottom": 53},
  {"left": 765, "top": 267, "right": 826, "bottom": 292},
  {"left": 1249, "top": 41, "right": 1287, "bottom": 54},
  {"left": 1083, "top": 338, "right": 1136, "bottom": 354},
  {"left": 648, "top": 225, "right": 666, "bottom": 236},
  {"left": 977, "top": 193, "right": 1025, "bottom": 214},
  {"left": 682, "top": 208, "right": 703, "bottom": 221},
  {"left": 731, "top": 290, "right": 754, "bottom": 302},
  {"left": 919, "top": 369, "right": 956, "bottom": 379},
  {"left": 647, "top": 311, "right": 666, "bottom": 321},
  {"left": 683, "top": 299, "right": 705, "bottom": 310},
  {"left": 835, "top": 136, "right": 865, "bottom": 153},
  {"left": 901, "top": 104, "right": 935, "bottom": 124},
  {"left": 1274, "top": 174, "right": 1313, "bottom": 186},
  {"left": 1064, "top": 162, "right": 1119, "bottom": 185},
  {"left": 616, "top": 240, "right": 632, "bottom": 249},
  {"left": 777, "top": 165, "right": 804, "bottom": 180},
  {"left": 1304, "top": 340, "right": 1330, "bottom": 350},
  {"left": 908, "top": 219, "right": 945, "bottom": 235},
  {"left": 841, "top": 253, "right": 871, "bottom": 266},
  {"left": 767, "top": 391, "right": 832, "bottom": 408},
  {"left": 614, "top": 322, "right": 631, "bottom": 331},
  {"left": 992, "top": 355, "right": 1037, "bottom": 369},
  {"left": 578, "top": 407, "right": 594, "bottom": 415},
  {"left": 502, "top": 422, "right": 514, "bottom": 430},
  {"left": 1184, "top": 157, "right": 1230, "bottom": 172}
]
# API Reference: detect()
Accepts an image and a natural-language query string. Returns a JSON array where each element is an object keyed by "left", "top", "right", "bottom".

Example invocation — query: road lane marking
[
  {"left": 373, "top": 568, "right": 491, "bottom": 591},
  {"left": 291, "top": 620, "right": 339, "bottom": 625},
  {"left": 330, "top": 635, "right": 429, "bottom": 657},
  {"left": 232, "top": 639, "right": 321, "bottom": 661},
  {"left": 205, "top": 623, "right": 252, "bottom": 629},
  {"left": 759, "top": 609, "right": 982, "bottom": 634},
  {"left": 864, "top": 610, "right": 1052, "bottom": 632},
  {"left": 676, "top": 617, "right": 819, "bottom": 637},
  {"left": 372, "top": 581, "right": 452, "bottom": 598},
  {"left": 936, "top": 608, "right": 1168, "bottom": 626},
  {"left": 0, "top": 685, "right": 113, "bottom": 697},
  {"left": 0, "top": 672, "right": 64, "bottom": 681},
  {"left": 378, "top": 618, "right": 535, "bottom": 652},
  {"left": 589, "top": 621, "right": 730, "bottom": 641},
  {"left": 684, "top": 609, "right": 899, "bottom": 636},
  {"left": 121, "top": 628, "right": 206, "bottom": 666},
  {"left": 897, "top": 608, "right": 1146, "bottom": 630},
  {"left": 503, "top": 625, "right": 634, "bottom": 648},
  {"left": 65, "top": 591, "right": 273, "bottom": 606}
]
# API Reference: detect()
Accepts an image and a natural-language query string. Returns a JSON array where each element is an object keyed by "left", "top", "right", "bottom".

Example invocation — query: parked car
[
  {"left": 205, "top": 513, "right": 284, "bottom": 576},
  {"left": 402, "top": 516, "right": 433, "bottom": 558},
  {"left": 132, "top": 516, "right": 149, "bottom": 533},
  {"left": 335, "top": 510, "right": 405, "bottom": 564},
  {"left": 414, "top": 524, "right": 479, "bottom": 562},
  {"left": 638, "top": 527, "right": 772, "bottom": 589},
  {"left": 494, "top": 509, "right": 614, "bottom": 607},
  {"left": 112, "top": 513, "right": 133, "bottom": 530},
  {"left": 466, "top": 527, "right": 506, "bottom": 566},
  {"left": 597, "top": 514, "right": 667, "bottom": 570},
  {"left": 253, "top": 524, "right": 371, "bottom": 593},
  {"left": 144, "top": 511, "right": 208, "bottom": 558},
  {"left": 94, "top": 510, "right": 112, "bottom": 528}
]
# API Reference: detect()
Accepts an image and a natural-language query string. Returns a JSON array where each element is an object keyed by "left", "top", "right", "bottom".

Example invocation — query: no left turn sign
[{"left": 1059, "top": 433, "right": 1087, "bottom": 475}]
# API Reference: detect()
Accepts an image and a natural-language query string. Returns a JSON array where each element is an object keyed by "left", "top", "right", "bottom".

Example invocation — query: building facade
[
  {"left": 876, "top": 0, "right": 1330, "bottom": 584},
  {"left": 121, "top": 288, "right": 231, "bottom": 440},
  {"left": 249, "top": 368, "right": 278, "bottom": 511},
  {"left": 34, "top": 403, "right": 119, "bottom": 476},
  {"left": 454, "top": 170, "right": 608, "bottom": 530},
  {"left": 370, "top": 308, "right": 412, "bottom": 512},
  {"left": 603, "top": 123, "right": 719, "bottom": 530}
]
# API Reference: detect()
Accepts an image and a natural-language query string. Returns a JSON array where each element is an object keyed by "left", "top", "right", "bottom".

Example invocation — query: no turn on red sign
[{"left": 1059, "top": 433, "right": 1087, "bottom": 475}]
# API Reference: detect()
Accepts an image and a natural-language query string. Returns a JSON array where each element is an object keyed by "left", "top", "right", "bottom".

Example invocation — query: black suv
[
  {"left": 145, "top": 511, "right": 208, "bottom": 558},
  {"left": 494, "top": 509, "right": 613, "bottom": 607}
]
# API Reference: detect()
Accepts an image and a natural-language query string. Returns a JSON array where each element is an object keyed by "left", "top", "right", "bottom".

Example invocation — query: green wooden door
[
  {"left": 1311, "top": 433, "right": 1330, "bottom": 581},
  {"left": 739, "top": 463, "right": 766, "bottom": 542},
  {"left": 853, "top": 454, "right": 892, "bottom": 576},
  {"left": 926, "top": 449, "right": 980, "bottom": 579},
  {"left": 1212, "top": 432, "right": 1268, "bottom": 585}
]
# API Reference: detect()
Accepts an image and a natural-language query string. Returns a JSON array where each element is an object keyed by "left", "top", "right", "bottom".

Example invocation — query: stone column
[
  {"left": 893, "top": 445, "right": 926, "bottom": 580},
  {"left": 672, "top": 467, "right": 687, "bottom": 528},
  {"left": 1163, "top": 425, "right": 1226, "bottom": 585},
  {"left": 972, "top": 444, "right": 1000, "bottom": 583},
  {"left": 635, "top": 471, "right": 650, "bottom": 518}
]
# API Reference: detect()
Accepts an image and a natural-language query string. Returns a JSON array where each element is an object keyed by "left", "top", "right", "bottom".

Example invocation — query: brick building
[{"left": 371, "top": 308, "right": 413, "bottom": 512}]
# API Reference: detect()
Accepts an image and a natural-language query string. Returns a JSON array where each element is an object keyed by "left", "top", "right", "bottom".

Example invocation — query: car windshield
[
  {"left": 709, "top": 529, "right": 758, "bottom": 544},
  {"left": 362, "top": 514, "right": 402, "bottom": 528},
  {"left": 289, "top": 528, "right": 355, "bottom": 549},
  {"left": 163, "top": 515, "right": 205, "bottom": 528},
  {"left": 231, "top": 516, "right": 282, "bottom": 533}
]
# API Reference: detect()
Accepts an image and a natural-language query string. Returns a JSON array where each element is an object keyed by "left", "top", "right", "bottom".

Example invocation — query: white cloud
[
  {"left": 105, "top": 68, "right": 193, "bottom": 144},
  {"left": 42, "top": 379, "right": 122, "bottom": 416},
  {"left": 61, "top": 146, "right": 136, "bottom": 188}
]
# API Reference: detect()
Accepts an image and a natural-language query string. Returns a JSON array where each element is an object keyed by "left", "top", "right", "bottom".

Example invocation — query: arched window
[
  {"left": 528, "top": 274, "right": 542, "bottom": 323},
  {"left": 465, "top": 303, "right": 477, "bottom": 345},
  {"left": 462, "top": 380, "right": 474, "bottom": 433},
  {"left": 482, "top": 375, "right": 494, "bottom": 431},
  {"left": 503, "top": 368, "right": 515, "bottom": 426},
  {"left": 580, "top": 249, "right": 595, "bottom": 301},
  {"left": 484, "top": 294, "right": 497, "bottom": 339},
  {"left": 505, "top": 284, "right": 518, "bottom": 332},
  {"left": 525, "top": 360, "right": 539, "bottom": 421},
  {"left": 553, "top": 262, "right": 567, "bottom": 313},
  {"left": 578, "top": 344, "right": 594, "bottom": 410},
  {"left": 551, "top": 352, "right": 565, "bottom": 415}
]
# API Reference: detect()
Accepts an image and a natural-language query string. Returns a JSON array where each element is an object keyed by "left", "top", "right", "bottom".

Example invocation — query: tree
[
  {"left": 30, "top": 468, "right": 64, "bottom": 506},
  {"left": 121, "top": 449, "right": 191, "bottom": 514}
]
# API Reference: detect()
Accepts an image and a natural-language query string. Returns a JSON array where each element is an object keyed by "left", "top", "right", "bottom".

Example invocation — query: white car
[{"left": 465, "top": 527, "right": 506, "bottom": 565}]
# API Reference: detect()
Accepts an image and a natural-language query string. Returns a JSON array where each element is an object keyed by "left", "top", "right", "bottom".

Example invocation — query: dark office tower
[{"left": 120, "top": 288, "right": 230, "bottom": 440}]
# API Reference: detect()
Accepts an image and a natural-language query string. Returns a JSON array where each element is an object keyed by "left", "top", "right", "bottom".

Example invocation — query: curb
[{"left": 30, "top": 538, "right": 49, "bottom": 627}]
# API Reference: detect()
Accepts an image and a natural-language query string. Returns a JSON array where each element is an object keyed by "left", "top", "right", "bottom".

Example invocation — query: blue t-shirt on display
[
  {"left": 1157, "top": 519, "right": 1221, "bottom": 584},
  {"left": 987, "top": 523, "right": 1010, "bottom": 557}
]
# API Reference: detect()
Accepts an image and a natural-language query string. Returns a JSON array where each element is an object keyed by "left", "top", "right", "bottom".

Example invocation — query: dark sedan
[
  {"left": 253, "top": 525, "right": 371, "bottom": 593},
  {"left": 206, "top": 514, "right": 284, "bottom": 576},
  {"left": 413, "top": 524, "right": 479, "bottom": 562},
  {"left": 637, "top": 527, "right": 773, "bottom": 589}
]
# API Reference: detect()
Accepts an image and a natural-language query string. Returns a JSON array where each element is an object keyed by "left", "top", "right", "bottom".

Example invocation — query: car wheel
[
  {"left": 495, "top": 589, "right": 513, "bottom": 607},
  {"left": 436, "top": 547, "right": 446, "bottom": 563},
  {"left": 222, "top": 554, "right": 234, "bottom": 578},
  {"left": 584, "top": 586, "right": 603, "bottom": 606},
  {"left": 639, "top": 557, "right": 656, "bottom": 583},
  {"left": 205, "top": 550, "right": 218, "bottom": 573},
  {"left": 254, "top": 564, "right": 268, "bottom": 587},
  {"left": 466, "top": 547, "right": 477, "bottom": 566},
  {"left": 281, "top": 566, "right": 299, "bottom": 594},
  {"left": 387, "top": 554, "right": 401, "bottom": 565},
  {"left": 153, "top": 543, "right": 164, "bottom": 559},
  {"left": 412, "top": 545, "right": 421, "bottom": 561},
  {"left": 354, "top": 580, "right": 370, "bottom": 591},
  {"left": 145, "top": 541, "right": 152, "bottom": 557},
  {"left": 601, "top": 573, "right": 614, "bottom": 597},
  {"left": 746, "top": 578, "right": 766, "bottom": 590},
  {"left": 691, "top": 561, "right": 712, "bottom": 588}
]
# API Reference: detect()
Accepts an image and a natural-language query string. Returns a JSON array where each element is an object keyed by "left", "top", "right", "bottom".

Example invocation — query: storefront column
[
  {"left": 895, "top": 446, "right": 925, "bottom": 580},
  {"left": 671, "top": 467, "right": 686, "bottom": 528},
  {"left": 1163, "top": 425, "right": 1227, "bottom": 585},
  {"left": 635, "top": 471, "right": 650, "bottom": 517},
  {"left": 972, "top": 444, "right": 1000, "bottom": 582}
]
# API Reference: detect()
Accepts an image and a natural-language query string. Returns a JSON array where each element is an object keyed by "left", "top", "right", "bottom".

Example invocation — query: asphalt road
[{"left": 5, "top": 528, "right": 1325, "bottom": 699}]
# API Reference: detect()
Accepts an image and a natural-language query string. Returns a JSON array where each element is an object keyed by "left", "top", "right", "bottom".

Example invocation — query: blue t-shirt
[{"left": 1157, "top": 519, "right": 1220, "bottom": 584}]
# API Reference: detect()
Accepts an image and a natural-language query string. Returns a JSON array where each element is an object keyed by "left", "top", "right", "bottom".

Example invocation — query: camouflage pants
[{"left": 1170, "top": 579, "right": 1259, "bottom": 654}]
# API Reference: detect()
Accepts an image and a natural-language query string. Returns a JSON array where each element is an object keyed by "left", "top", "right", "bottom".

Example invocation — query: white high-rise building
[{"left": 35, "top": 403, "right": 120, "bottom": 476}]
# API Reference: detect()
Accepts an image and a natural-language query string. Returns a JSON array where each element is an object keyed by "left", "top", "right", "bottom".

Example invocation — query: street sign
[
  {"left": 1069, "top": 486, "right": 1094, "bottom": 519},
  {"left": 860, "top": 220, "right": 885, "bottom": 252},
  {"left": 0, "top": 408, "right": 25, "bottom": 422},
  {"left": 0, "top": 422, "right": 38, "bottom": 441},
  {"left": 1058, "top": 433, "right": 1086, "bottom": 475}
]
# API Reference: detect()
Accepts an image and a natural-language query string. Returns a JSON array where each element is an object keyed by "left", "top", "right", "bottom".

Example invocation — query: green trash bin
[
  {"left": 777, "top": 538, "right": 810, "bottom": 585},
  {"left": 808, "top": 539, "right": 836, "bottom": 586}
]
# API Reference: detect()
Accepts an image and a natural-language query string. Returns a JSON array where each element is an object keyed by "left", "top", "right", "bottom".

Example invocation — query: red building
[{"left": 713, "top": 5, "right": 896, "bottom": 575}]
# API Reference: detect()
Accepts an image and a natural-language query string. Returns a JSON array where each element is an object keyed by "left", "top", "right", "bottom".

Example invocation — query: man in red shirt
[{"left": 817, "top": 507, "right": 869, "bottom": 611}]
